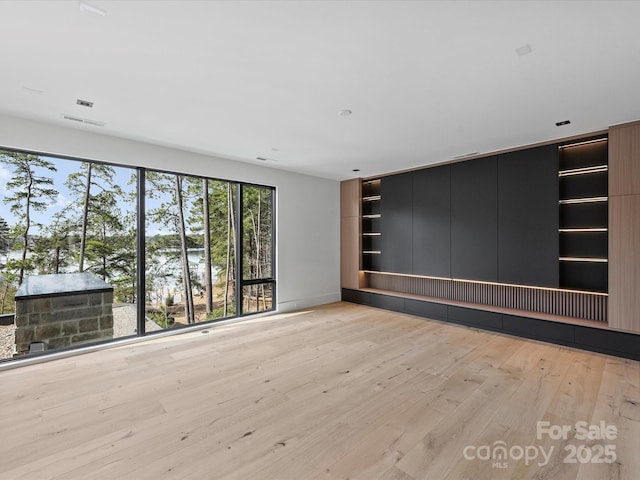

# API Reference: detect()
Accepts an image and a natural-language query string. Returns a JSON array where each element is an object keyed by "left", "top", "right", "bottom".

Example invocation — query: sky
[
  {"left": 0, "top": 154, "right": 150, "bottom": 235},
  {"left": 0, "top": 151, "right": 244, "bottom": 238}
]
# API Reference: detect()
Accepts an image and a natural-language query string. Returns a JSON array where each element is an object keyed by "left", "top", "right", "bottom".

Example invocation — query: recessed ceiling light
[
  {"left": 515, "top": 44, "right": 533, "bottom": 56},
  {"left": 79, "top": 1, "right": 107, "bottom": 17},
  {"left": 556, "top": 120, "right": 571, "bottom": 127},
  {"left": 338, "top": 109, "right": 352, "bottom": 117}
]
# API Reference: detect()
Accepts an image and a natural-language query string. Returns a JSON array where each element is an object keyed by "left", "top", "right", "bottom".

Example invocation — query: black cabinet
[
  {"left": 380, "top": 172, "right": 413, "bottom": 273},
  {"left": 412, "top": 166, "right": 451, "bottom": 277},
  {"left": 451, "top": 156, "right": 498, "bottom": 282},
  {"left": 365, "top": 137, "right": 607, "bottom": 294},
  {"left": 447, "top": 306, "right": 502, "bottom": 330},
  {"left": 497, "top": 145, "right": 559, "bottom": 287}
]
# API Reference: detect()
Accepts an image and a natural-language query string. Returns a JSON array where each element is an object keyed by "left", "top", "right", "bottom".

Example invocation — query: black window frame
[{"left": 0, "top": 145, "right": 277, "bottom": 360}]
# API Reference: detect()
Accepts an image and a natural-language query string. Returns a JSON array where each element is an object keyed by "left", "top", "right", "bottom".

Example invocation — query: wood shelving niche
[
  {"left": 361, "top": 179, "right": 381, "bottom": 271},
  {"left": 558, "top": 137, "right": 608, "bottom": 293}
]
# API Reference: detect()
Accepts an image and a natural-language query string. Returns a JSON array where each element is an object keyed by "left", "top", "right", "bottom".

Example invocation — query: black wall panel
[
  {"left": 451, "top": 156, "right": 498, "bottom": 281},
  {"left": 412, "top": 166, "right": 451, "bottom": 277},
  {"left": 380, "top": 172, "right": 413, "bottom": 273},
  {"left": 497, "top": 145, "right": 559, "bottom": 287}
]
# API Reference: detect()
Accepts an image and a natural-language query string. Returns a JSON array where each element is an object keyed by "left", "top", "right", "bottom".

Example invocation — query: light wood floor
[{"left": 0, "top": 302, "right": 638, "bottom": 480}]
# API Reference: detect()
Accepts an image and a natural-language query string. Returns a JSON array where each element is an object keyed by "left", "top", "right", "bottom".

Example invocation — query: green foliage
[
  {"left": 1, "top": 150, "right": 59, "bottom": 284},
  {"left": 0, "top": 217, "right": 10, "bottom": 255},
  {"left": 206, "top": 304, "right": 236, "bottom": 321},
  {"left": 0, "top": 148, "right": 273, "bottom": 320},
  {"left": 146, "top": 309, "right": 174, "bottom": 329}
]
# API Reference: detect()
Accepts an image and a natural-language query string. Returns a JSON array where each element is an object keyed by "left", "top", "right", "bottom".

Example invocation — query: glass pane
[
  {"left": 242, "top": 186, "right": 273, "bottom": 280},
  {"left": 242, "top": 283, "right": 273, "bottom": 314},
  {"left": 0, "top": 151, "right": 137, "bottom": 359},
  {"left": 145, "top": 174, "right": 236, "bottom": 328}
]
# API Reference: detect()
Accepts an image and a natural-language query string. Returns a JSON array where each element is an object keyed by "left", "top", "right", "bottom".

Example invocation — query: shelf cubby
[
  {"left": 361, "top": 178, "right": 382, "bottom": 271},
  {"left": 558, "top": 137, "right": 608, "bottom": 293}
]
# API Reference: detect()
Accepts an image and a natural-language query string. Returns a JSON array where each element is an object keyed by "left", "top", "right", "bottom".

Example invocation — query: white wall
[{"left": 0, "top": 113, "right": 341, "bottom": 312}]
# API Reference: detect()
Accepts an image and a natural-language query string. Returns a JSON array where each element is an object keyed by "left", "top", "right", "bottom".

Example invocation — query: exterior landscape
[{"left": 0, "top": 149, "right": 273, "bottom": 359}]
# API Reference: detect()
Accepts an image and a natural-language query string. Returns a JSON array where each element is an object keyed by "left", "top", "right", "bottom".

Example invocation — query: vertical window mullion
[
  {"left": 136, "top": 167, "right": 146, "bottom": 336},
  {"left": 271, "top": 187, "right": 276, "bottom": 308},
  {"left": 235, "top": 183, "right": 243, "bottom": 316}
]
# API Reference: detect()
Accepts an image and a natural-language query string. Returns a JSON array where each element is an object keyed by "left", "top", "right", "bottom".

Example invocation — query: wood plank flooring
[{"left": 0, "top": 302, "right": 638, "bottom": 480}]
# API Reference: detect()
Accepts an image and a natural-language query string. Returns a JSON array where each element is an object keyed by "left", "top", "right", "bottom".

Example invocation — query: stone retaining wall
[{"left": 14, "top": 273, "right": 114, "bottom": 355}]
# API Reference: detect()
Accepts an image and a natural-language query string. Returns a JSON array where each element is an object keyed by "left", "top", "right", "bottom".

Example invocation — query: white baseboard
[{"left": 277, "top": 292, "right": 341, "bottom": 312}]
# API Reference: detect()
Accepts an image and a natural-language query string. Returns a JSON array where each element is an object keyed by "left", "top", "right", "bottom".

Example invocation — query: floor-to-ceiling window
[
  {"left": 240, "top": 185, "right": 275, "bottom": 314},
  {"left": 0, "top": 148, "right": 275, "bottom": 361}
]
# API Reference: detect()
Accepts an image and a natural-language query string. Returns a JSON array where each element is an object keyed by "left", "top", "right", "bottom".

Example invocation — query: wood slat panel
[
  {"left": 366, "top": 271, "right": 607, "bottom": 322},
  {"left": 608, "top": 194, "right": 640, "bottom": 333},
  {"left": 609, "top": 120, "right": 640, "bottom": 196}
]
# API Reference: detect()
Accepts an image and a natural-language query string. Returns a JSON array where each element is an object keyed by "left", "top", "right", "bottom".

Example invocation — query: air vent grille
[{"left": 62, "top": 114, "right": 105, "bottom": 127}]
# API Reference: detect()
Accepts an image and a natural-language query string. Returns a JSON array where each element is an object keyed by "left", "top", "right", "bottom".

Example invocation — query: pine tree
[
  {"left": 66, "top": 162, "right": 122, "bottom": 272},
  {"left": 0, "top": 151, "right": 58, "bottom": 285}
]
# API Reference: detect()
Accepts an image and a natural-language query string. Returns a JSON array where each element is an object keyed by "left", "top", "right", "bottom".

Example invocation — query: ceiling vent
[
  {"left": 62, "top": 114, "right": 105, "bottom": 127},
  {"left": 515, "top": 44, "right": 533, "bottom": 56},
  {"left": 76, "top": 99, "right": 94, "bottom": 108}
]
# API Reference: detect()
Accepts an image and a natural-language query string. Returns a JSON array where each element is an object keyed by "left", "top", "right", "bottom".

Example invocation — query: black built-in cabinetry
[
  {"left": 380, "top": 172, "right": 413, "bottom": 274},
  {"left": 497, "top": 145, "right": 559, "bottom": 287},
  {"left": 412, "top": 166, "right": 451, "bottom": 277},
  {"left": 366, "top": 137, "right": 607, "bottom": 292},
  {"left": 451, "top": 155, "right": 498, "bottom": 282}
]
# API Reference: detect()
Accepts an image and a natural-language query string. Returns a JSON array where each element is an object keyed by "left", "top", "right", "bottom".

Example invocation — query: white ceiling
[{"left": 1, "top": 1, "right": 639, "bottom": 181}]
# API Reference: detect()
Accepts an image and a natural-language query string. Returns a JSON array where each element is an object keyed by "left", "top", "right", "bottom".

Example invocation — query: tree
[
  {"left": 242, "top": 186, "right": 272, "bottom": 312},
  {"left": 146, "top": 171, "right": 196, "bottom": 324},
  {"left": 31, "top": 210, "right": 76, "bottom": 274},
  {"left": 187, "top": 179, "right": 237, "bottom": 319},
  {"left": 202, "top": 178, "right": 213, "bottom": 314},
  {"left": 0, "top": 217, "right": 10, "bottom": 257},
  {"left": 0, "top": 217, "right": 15, "bottom": 314},
  {"left": 108, "top": 210, "right": 137, "bottom": 303},
  {"left": 0, "top": 151, "right": 58, "bottom": 285},
  {"left": 223, "top": 183, "right": 236, "bottom": 317},
  {"left": 82, "top": 189, "right": 124, "bottom": 280},
  {"left": 66, "top": 162, "right": 121, "bottom": 272},
  {"left": 174, "top": 175, "right": 195, "bottom": 323}
]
